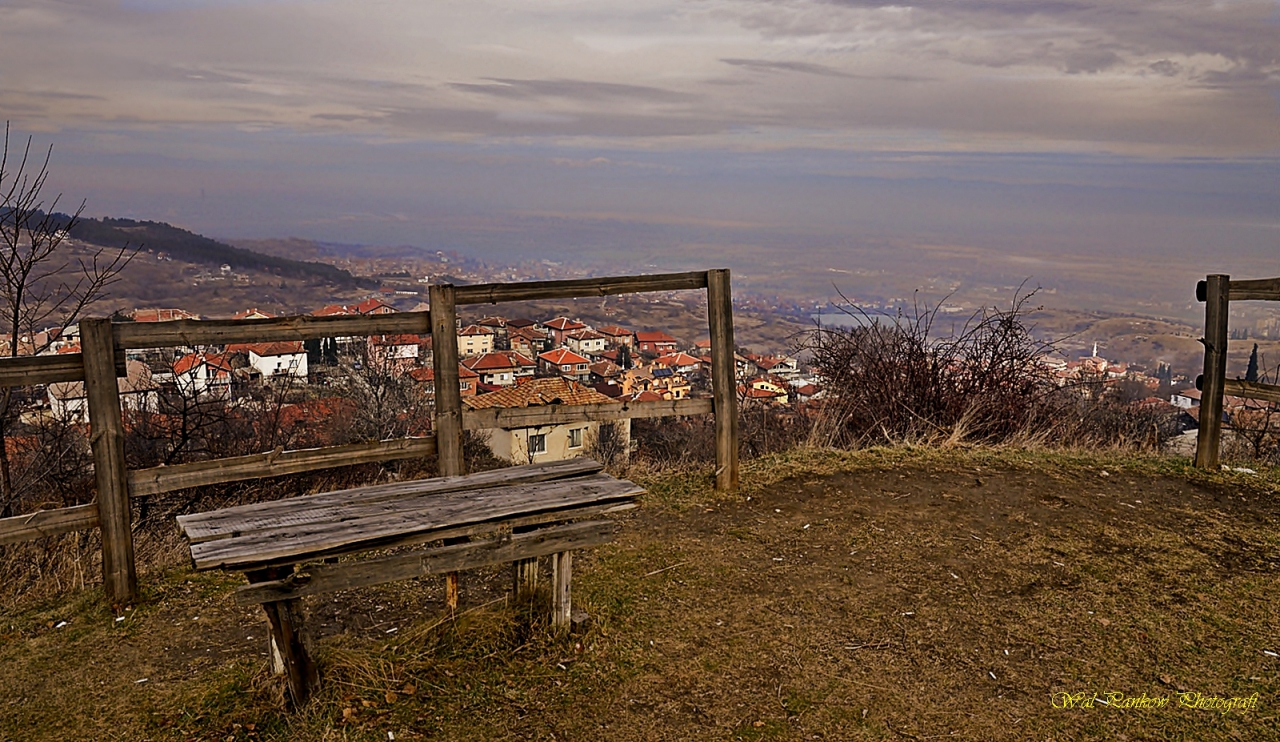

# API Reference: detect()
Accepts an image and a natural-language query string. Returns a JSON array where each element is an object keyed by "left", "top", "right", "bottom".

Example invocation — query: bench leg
[
  {"left": 247, "top": 568, "right": 318, "bottom": 708},
  {"left": 551, "top": 551, "right": 572, "bottom": 630},
  {"left": 513, "top": 557, "right": 538, "bottom": 602}
]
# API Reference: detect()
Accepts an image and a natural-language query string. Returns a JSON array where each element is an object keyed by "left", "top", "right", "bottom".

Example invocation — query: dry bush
[{"left": 802, "top": 291, "right": 1182, "bottom": 451}]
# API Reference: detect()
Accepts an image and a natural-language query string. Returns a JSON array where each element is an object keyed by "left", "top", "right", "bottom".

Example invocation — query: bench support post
[
  {"left": 248, "top": 568, "right": 318, "bottom": 708},
  {"left": 551, "top": 551, "right": 572, "bottom": 629}
]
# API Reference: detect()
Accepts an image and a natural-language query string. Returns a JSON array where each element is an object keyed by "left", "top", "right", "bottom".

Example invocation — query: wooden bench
[{"left": 176, "top": 457, "right": 641, "bottom": 706}]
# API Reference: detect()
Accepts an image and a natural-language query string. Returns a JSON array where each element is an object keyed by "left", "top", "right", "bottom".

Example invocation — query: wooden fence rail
[
  {"left": 0, "top": 269, "right": 738, "bottom": 607},
  {"left": 1194, "top": 273, "right": 1280, "bottom": 469}
]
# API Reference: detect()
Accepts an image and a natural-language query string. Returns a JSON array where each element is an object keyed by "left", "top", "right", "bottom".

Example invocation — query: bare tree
[{"left": 0, "top": 122, "right": 135, "bottom": 515}]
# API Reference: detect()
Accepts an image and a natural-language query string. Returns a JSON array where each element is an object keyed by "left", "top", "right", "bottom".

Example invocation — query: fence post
[
  {"left": 1195, "top": 274, "right": 1230, "bottom": 469},
  {"left": 707, "top": 269, "right": 739, "bottom": 490},
  {"left": 429, "top": 284, "right": 466, "bottom": 610},
  {"left": 80, "top": 318, "right": 138, "bottom": 606}
]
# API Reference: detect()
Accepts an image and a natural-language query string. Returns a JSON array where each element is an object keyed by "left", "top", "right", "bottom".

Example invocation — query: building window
[
  {"left": 568, "top": 428, "right": 583, "bottom": 449},
  {"left": 529, "top": 434, "right": 547, "bottom": 455}
]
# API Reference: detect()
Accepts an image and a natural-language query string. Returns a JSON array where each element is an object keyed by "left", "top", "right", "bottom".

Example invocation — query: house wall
[{"left": 481, "top": 419, "right": 632, "bottom": 464}]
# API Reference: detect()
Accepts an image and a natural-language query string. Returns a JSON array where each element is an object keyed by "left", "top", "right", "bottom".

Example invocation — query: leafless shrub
[
  {"left": 801, "top": 290, "right": 1182, "bottom": 451},
  {"left": 585, "top": 420, "right": 630, "bottom": 472}
]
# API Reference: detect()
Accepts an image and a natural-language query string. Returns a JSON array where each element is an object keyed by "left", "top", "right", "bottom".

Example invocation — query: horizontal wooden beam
[
  {"left": 112, "top": 311, "right": 432, "bottom": 349},
  {"left": 0, "top": 502, "right": 99, "bottom": 545},
  {"left": 129, "top": 436, "right": 437, "bottom": 497},
  {"left": 0, "top": 352, "right": 126, "bottom": 388},
  {"left": 1222, "top": 379, "right": 1280, "bottom": 405},
  {"left": 1197, "top": 277, "right": 1280, "bottom": 303},
  {"left": 452, "top": 271, "right": 710, "bottom": 305},
  {"left": 462, "top": 397, "right": 713, "bottom": 430},
  {"left": 235, "top": 520, "right": 616, "bottom": 604}
]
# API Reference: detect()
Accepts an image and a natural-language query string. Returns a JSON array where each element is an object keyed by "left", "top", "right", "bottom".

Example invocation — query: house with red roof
[
  {"left": 368, "top": 334, "right": 421, "bottom": 373},
  {"left": 543, "top": 317, "right": 587, "bottom": 345},
  {"left": 408, "top": 365, "right": 479, "bottom": 398},
  {"left": 635, "top": 330, "right": 678, "bottom": 355},
  {"left": 226, "top": 341, "right": 309, "bottom": 381},
  {"left": 461, "top": 352, "right": 536, "bottom": 387},
  {"left": 509, "top": 326, "right": 552, "bottom": 357},
  {"left": 597, "top": 325, "right": 635, "bottom": 349},
  {"left": 463, "top": 376, "right": 627, "bottom": 464},
  {"left": 172, "top": 352, "right": 237, "bottom": 397},
  {"left": 457, "top": 325, "right": 496, "bottom": 357},
  {"left": 565, "top": 328, "right": 608, "bottom": 357},
  {"left": 231, "top": 308, "right": 274, "bottom": 321},
  {"left": 538, "top": 348, "right": 592, "bottom": 382},
  {"left": 653, "top": 352, "right": 704, "bottom": 375}
]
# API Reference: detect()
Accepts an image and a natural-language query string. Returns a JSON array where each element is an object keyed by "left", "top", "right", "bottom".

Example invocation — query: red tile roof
[
  {"left": 459, "top": 325, "right": 496, "bottom": 336},
  {"left": 597, "top": 325, "right": 633, "bottom": 337},
  {"left": 544, "top": 317, "right": 586, "bottom": 332},
  {"left": 654, "top": 352, "right": 703, "bottom": 368},
  {"left": 539, "top": 348, "right": 590, "bottom": 366},
  {"left": 355, "top": 298, "right": 396, "bottom": 314},
  {"left": 464, "top": 376, "right": 615, "bottom": 410},
  {"left": 635, "top": 331, "right": 677, "bottom": 343},
  {"left": 462, "top": 352, "right": 535, "bottom": 371}
]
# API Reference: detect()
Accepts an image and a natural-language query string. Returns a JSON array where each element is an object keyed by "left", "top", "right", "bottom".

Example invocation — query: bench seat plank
[
  {"left": 177, "top": 458, "right": 603, "bottom": 544},
  {"left": 234, "top": 520, "right": 617, "bottom": 605},
  {"left": 188, "top": 474, "right": 641, "bottom": 571}
]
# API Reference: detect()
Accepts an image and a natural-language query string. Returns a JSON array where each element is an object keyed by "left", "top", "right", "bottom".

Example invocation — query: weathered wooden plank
[
  {"left": 112, "top": 311, "right": 431, "bottom": 349},
  {"left": 462, "top": 398, "right": 712, "bottom": 430},
  {"left": 235, "top": 521, "right": 615, "bottom": 605},
  {"left": 176, "top": 457, "right": 602, "bottom": 543},
  {"left": 0, "top": 351, "right": 127, "bottom": 388},
  {"left": 551, "top": 550, "right": 573, "bottom": 629},
  {"left": 1228, "top": 278, "right": 1280, "bottom": 302},
  {"left": 452, "top": 271, "right": 709, "bottom": 305},
  {"left": 247, "top": 567, "right": 318, "bottom": 708},
  {"left": 430, "top": 284, "right": 464, "bottom": 477},
  {"left": 207, "top": 501, "right": 635, "bottom": 573},
  {"left": 707, "top": 268, "right": 739, "bottom": 491},
  {"left": 1196, "top": 275, "right": 1230, "bottom": 469},
  {"left": 189, "top": 475, "right": 642, "bottom": 570},
  {"left": 131, "top": 436, "right": 438, "bottom": 498},
  {"left": 1222, "top": 379, "right": 1280, "bottom": 405},
  {"left": 81, "top": 318, "right": 138, "bottom": 605},
  {"left": 0, "top": 502, "right": 100, "bottom": 545}
]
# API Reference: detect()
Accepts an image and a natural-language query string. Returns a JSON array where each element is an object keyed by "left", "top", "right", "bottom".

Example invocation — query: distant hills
[{"left": 61, "top": 216, "right": 375, "bottom": 289}]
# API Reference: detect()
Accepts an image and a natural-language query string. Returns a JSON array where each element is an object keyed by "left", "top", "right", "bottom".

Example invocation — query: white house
[
  {"left": 228, "top": 342, "right": 309, "bottom": 381},
  {"left": 48, "top": 360, "right": 158, "bottom": 422}
]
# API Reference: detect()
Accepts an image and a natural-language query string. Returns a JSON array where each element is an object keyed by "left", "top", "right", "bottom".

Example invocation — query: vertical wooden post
[
  {"left": 1196, "top": 274, "right": 1230, "bottom": 469},
  {"left": 430, "top": 284, "right": 466, "bottom": 609},
  {"left": 551, "top": 550, "right": 572, "bottom": 630},
  {"left": 248, "top": 567, "right": 317, "bottom": 708},
  {"left": 707, "top": 269, "right": 739, "bottom": 490},
  {"left": 81, "top": 318, "right": 138, "bottom": 606}
]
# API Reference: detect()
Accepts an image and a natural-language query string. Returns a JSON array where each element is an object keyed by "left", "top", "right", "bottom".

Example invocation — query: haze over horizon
[{"left": 3, "top": 0, "right": 1278, "bottom": 305}]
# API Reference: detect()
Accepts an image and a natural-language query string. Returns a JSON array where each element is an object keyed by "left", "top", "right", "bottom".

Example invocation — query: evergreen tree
[{"left": 1246, "top": 344, "right": 1260, "bottom": 382}]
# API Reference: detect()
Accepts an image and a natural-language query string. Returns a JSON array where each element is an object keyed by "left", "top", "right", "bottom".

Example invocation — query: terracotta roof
[
  {"left": 597, "top": 325, "right": 633, "bottom": 337},
  {"left": 464, "top": 376, "right": 615, "bottom": 410},
  {"left": 509, "top": 326, "right": 548, "bottom": 340},
  {"left": 172, "top": 352, "right": 235, "bottom": 376},
  {"left": 589, "top": 361, "right": 621, "bottom": 377},
  {"left": 635, "top": 331, "right": 677, "bottom": 343},
  {"left": 311, "top": 304, "right": 355, "bottom": 317},
  {"left": 565, "top": 328, "right": 606, "bottom": 341},
  {"left": 630, "top": 390, "right": 665, "bottom": 402},
  {"left": 506, "top": 318, "right": 537, "bottom": 329},
  {"left": 539, "top": 348, "right": 590, "bottom": 366},
  {"left": 355, "top": 298, "right": 396, "bottom": 314},
  {"left": 462, "top": 352, "right": 536, "bottom": 371},
  {"left": 477, "top": 316, "right": 507, "bottom": 328},
  {"left": 459, "top": 325, "right": 496, "bottom": 336},
  {"left": 544, "top": 317, "right": 586, "bottom": 332},
  {"left": 227, "top": 341, "right": 305, "bottom": 357},
  {"left": 408, "top": 365, "right": 480, "bottom": 383},
  {"left": 654, "top": 352, "right": 703, "bottom": 368}
]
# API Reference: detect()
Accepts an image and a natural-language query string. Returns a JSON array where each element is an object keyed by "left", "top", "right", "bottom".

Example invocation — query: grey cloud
[
  {"left": 448, "top": 78, "right": 698, "bottom": 104},
  {"left": 1148, "top": 59, "right": 1181, "bottom": 77},
  {"left": 1062, "top": 48, "right": 1123, "bottom": 74}
]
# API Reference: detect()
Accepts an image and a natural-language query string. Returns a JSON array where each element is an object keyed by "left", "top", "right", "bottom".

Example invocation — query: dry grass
[{"left": 2, "top": 446, "right": 1279, "bottom": 740}]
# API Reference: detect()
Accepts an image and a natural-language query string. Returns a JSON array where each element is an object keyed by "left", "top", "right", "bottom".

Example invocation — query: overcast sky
[{"left": 2, "top": 0, "right": 1277, "bottom": 275}]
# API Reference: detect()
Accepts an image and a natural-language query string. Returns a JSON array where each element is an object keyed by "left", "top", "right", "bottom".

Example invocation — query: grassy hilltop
[{"left": 2, "top": 447, "right": 1278, "bottom": 741}]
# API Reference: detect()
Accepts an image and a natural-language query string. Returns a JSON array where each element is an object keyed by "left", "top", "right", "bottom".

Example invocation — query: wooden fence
[
  {"left": 1194, "top": 274, "right": 1280, "bottom": 468},
  {"left": 0, "top": 269, "right": 738, "bottom": 605}
]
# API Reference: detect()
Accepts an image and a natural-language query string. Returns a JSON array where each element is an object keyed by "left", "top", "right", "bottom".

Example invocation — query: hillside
[
  {"left": 2, "top": 448, "right": 1276, "bottom": 740},
  {"left": 62, "top": 216, "right": 374, "bottom": 289}
]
